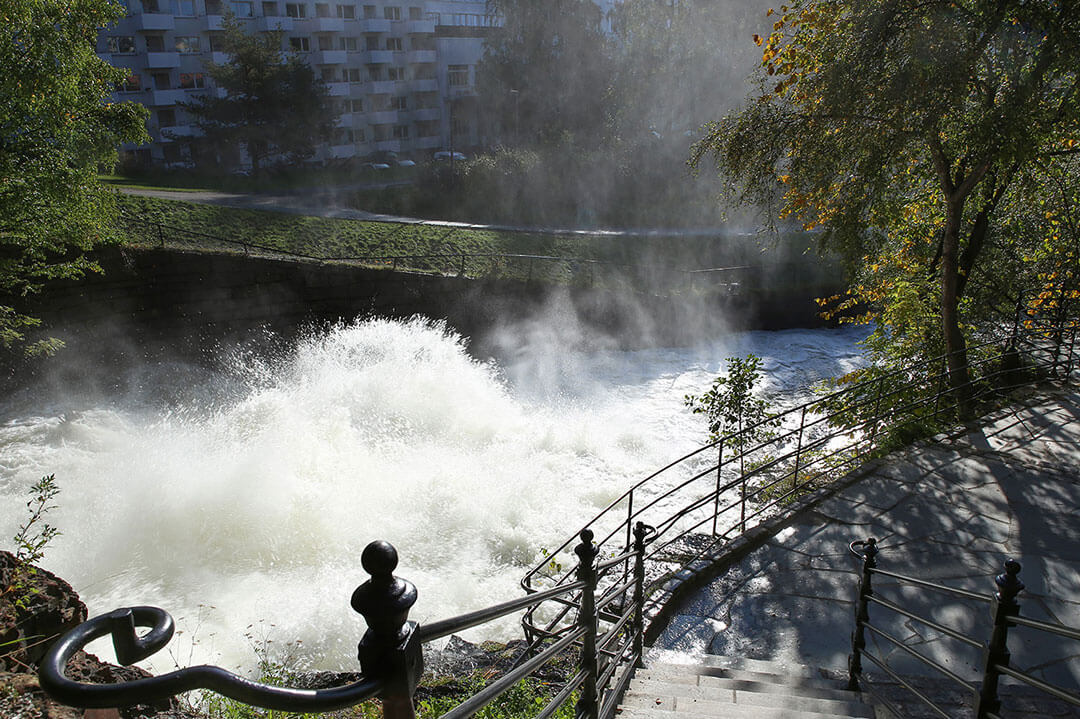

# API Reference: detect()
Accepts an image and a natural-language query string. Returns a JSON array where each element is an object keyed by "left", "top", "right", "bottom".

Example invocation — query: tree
[
  {"left": 694, "top": 0, "right": 1080, "bottom": 400},
  {"left": 477, "top": 0, "right": 614, "bottom": 150},
  {"left": 182, "top": 14, "right": 338, "bottom": 173},
  {"left": 0, "top": 0, "right": 148, "bottom": 356}
]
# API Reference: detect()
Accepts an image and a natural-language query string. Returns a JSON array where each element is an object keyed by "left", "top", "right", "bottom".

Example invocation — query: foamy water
[{"left": 0, "top": 316, "right": 866, "bottom": 672}]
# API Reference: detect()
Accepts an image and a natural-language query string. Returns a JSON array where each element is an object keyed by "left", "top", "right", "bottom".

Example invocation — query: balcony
[
  {"left": 210, "top": 51, "right": 230, "bottom": 64},
  {"left": 149, "top": 89, "right": 188, "bottom": 105},
  {"left": 310, "top": 16, "right": 344, "bottom": 31},
  {"left": 312, "top": 49, "right": 347, "bottom": 64},
  {"left": 410, "top": 78, "right": 438, "bottom": 93},
  {"left": 256, "top": 16, "right": 293, "bottom": 31},
  {"left": 406, "top": 49, "right": 436, "bottom": 64},
  {"left": 328, "top": 144, "right": 358, "bottom": 159},
  {"left": 145, "top": 51, "right": 181, "bottom": 68},
  {"left": 374, "top": 140, "right": 401, "bottom": 153},
  {"left": 447, "top": 84, "right": 477, "bottom": 98},
  {"left": 161, "top": 124, "right": 198, "bottom": 137},
  {"left": 327, "top": 81, "right": 349, "bottom": 96},
  {"left": 409, "top": 107, "right": 440, "bottom": 122},
  {"left": 404, "top": 18, "right": 435, "bottom": 33},
  {"left": 362, "top": 18, "right": 390, "bottom": 32},
  {"left": 367, "top": 79, "right": 397, "bottom": 94},
  {"left": 360, "top": 49, "right": 393, "bottom": 64},
  {"left": 414, "top": 136, "right": 440, "bottom": 150},
  {"left": 134, "top": 12, "right": 175, "bottom": 30},
  {"left": 367, "top": 109, "right": 399, "bottom": 124},
  {"left": 203, "top": 14, "right": 224, "bottom": 30}
]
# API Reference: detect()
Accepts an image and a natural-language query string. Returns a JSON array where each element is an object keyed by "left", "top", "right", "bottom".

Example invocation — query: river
[{"left": 0, "top": 315, "right": 867, "bottom": 672}]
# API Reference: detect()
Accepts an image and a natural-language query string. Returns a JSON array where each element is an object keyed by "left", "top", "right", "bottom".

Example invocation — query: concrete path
[{"left": 650, "top": 386, "right": 1080, "bottom": 712}]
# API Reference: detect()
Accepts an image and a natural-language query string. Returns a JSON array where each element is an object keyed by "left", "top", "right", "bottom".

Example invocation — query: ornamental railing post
[
  {"left": 975, "top": 559, "right": 1024, "bottom": 719},
  {"left": 631, "top": 522, "right": 649, "bottom": 668},
  {"left": 575, "top": 529, "right": 600, "bottom": 719},
  {"left": 847, "top": 537, "right": 877, "bottom": 691},
  {"left": 351, "top": 541, "right": 424, "bottom": 719},
  {"left": 792, "top": 405, "right": 806, "bottom": 492}
]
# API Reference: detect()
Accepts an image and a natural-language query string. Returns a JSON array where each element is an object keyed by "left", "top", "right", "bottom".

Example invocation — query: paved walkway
[{"left": 650, "top": 387, "right": 1080, "bottom": 707}]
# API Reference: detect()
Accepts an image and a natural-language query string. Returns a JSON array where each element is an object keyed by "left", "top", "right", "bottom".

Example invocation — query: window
[
  {"left": 107, "top": 35, "right": 136, "bottom": 53},
  {"left": 390, "top": 95, "right": 406, "bottom": 110},
  {"left": 408, "top": 6, "right": 420, "bottom": 19},
  {"left": 355, "top": 128, "right": 365, "bottom": 142},
  {"left": 447, "top": 64, "right": 468, "bottom": 86},
  {"left": 346, "top": 67, "right": 362, "bottom": 82},
  {"left": 387, "top": 66, "right": 405, "bottom": 81},
  {"left": 383, "top": 5, "right": 400, "bottom": 20},
  {"left": 179, "top": 72, "right": 205, "bottom": 88},
  {"left": 451, "top": 114, "right": 469, "bottom": 136},
  {"left": 344, "top": 98, "right": 362, "bottom": 112},
  {"left": 336, "top": 4, "right": 353, "bottom": 18},
  {"left": 173, "top": 0, "right": 195, "bottom": 15},
  {"left": 157, "top": 108, "right": 176, "bottom": 126},
  {"left": 362, "top": 3, "right": 375, "bottom": 18},
  {"left": 318, "top": 34, "right": 335, "bottom": 50},
  {"left": 175, "top": 36, "right": 201, "bottom": 53},
  {"left": 208, "top": 33, "right": 224, "bottom": 51},
  {"left": 289, "top": 36, "right": 311, "bottom": 51},
  {"left": 321, "top": 67, "right": 336, "bottom": 82},
  {"left": 231, "top": 0, "right": 253, "bottom": 15},
  {"left": 142, "top": 0, "right": 161, "bottom": 11},
  {"left": 392, "top": 124, "right": 409, "bottom": 139},
  {"left": 372, "top": 124, "right": 391, "bottom": 141},
  {"left": 145, "top": 34, "right": 165, "bottom": 52},
  {"left": 385, "top": 37, "right": 402, "bottom": 51},
  {"left": 338, "top": 36, "right": 358, "bottom": 51},
  {"left": 117, "top": 73, "right": 141, "bottom": 91},
  {"left": 205, "top": 0, "right": 222, "bottom": 12},
  {"left": 333, "top": 128, "right": 356, "bottom": 144},
  {"left": 162, "top": 144, "right": 183, "bottom": 163},
  {"left": 285, "top": 1, "right": 305, "bottom": 15},
  {"left": 365, "top": 34, "right": 379, "bottom": 50},
  {"left": 152, "top": 71, "right": 171, "bottom": 89},
  {"left": 315, "top": 3, "right": 329, "bottom": 17},
  {"left": 416, "top": 119, "right": 439, "bottom": 137},
  {"left": 366, "top": 65, "right": 381, "bottom": 80},
  {"left": 411, "top": 36, "right": 434, "bottom": 51},
  {"left": 262, "top": 1, "right": 279, "bottom": 15}
]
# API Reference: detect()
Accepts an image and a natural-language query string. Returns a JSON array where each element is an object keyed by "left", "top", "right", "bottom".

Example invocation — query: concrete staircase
[{"left": 618, "top": 655, "right": 876, "bottom": 719}]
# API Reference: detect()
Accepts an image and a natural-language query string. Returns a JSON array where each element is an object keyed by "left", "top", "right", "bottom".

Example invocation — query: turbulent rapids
[{"left": 0, "top": 316, "right": 867, "bottom": 672}]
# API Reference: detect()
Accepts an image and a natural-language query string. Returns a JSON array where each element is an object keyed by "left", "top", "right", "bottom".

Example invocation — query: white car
[{"left": 433, "top": 151, "right": 466, "bottom": 162}]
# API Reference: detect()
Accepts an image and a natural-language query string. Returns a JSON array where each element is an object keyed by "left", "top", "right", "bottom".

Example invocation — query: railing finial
[
  {"left": 995, "top": 558, "right": 1024, "bottom": 604},
  {"left": 351, "top": 540, "right": 422, "bottom": 719}
]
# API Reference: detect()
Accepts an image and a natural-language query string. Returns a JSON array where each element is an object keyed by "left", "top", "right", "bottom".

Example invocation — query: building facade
[{"left": 98, "top": 0, "right": 494, "bottom": 168}]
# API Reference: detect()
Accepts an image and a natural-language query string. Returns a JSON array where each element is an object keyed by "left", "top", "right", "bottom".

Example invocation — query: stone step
[
  {"left": 621, "top": 685, "right": 874, "bottom": 718},
  {"left": 619, "top": 701, "right": 868, "bottom": 719},
  {"left": 629, "top": 674, "right": 858, "bottom": 706},
  {"left": 641, "top": 661, "right": 848, "bottom": 695},
  {"left": 696, "top": 654, "right": 843, "bottom": 680}
]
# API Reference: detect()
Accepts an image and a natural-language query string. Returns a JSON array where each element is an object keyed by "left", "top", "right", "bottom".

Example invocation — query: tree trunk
[{"left": 941, "top": 199, "right": 972, "bottom": 415}]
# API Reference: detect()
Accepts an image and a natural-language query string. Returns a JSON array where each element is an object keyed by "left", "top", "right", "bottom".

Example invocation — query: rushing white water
[{"left": 0, "top": 316, "right": 867, "bottom": 672}]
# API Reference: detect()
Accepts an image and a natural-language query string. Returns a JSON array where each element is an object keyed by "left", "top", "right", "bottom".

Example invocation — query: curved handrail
[{"left": 38, "top": 606, "right": 383, "bottom": 712}]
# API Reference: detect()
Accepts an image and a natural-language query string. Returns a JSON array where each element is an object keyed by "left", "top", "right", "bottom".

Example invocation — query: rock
[
  {"left": 0, "top": 550, "right": 87, "bottom": 673},
  {"left": 0, "top": 551, "right": 179, "bottom": 718}
]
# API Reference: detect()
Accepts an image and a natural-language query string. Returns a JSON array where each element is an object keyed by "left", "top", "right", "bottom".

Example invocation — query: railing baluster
[
  {"left": 576, "top": 529, "right": 600, "bottom": 719},
  {"left": 792, "top": 406, "right": 806, "bottom": 491},
  {"left": 975, "top": 559, "right": 1024, "bottom": 719},
  {"left": 711, "top": 438, "right": 724, "bottom": 537},
  {"left": 631, "top": 523, "right": 649, "bottom": 668},
  {"left": 847, "top": 537, "right": 877, "bottom": 691}
]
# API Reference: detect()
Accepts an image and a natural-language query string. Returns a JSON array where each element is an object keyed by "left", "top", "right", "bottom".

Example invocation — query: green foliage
[
  {"left": 181, "top": 13, "right": 339, "bottom": 173},
  {"left": 695, "top": 0, "right": 1080, "bottom": 394},
  {"left": 5, "top": 475, "right": 61, "bottom": 610},
  {"left": 0, "top": 0, "right": 149, "bottom": 355},
  {"left": 684, "top": 355, "right": 779, "bottom": 450}
]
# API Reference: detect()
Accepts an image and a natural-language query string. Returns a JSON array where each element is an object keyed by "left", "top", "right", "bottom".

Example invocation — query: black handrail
[{"left": 846, "top": 538, "right": 1080, "bottom": 718}]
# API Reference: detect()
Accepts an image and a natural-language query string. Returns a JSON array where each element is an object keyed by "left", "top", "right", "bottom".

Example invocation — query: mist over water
[{"left": 0, "top": 316, "right": 866, "bottom": 672}]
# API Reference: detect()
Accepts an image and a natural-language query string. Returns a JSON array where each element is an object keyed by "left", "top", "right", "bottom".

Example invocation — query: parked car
[{"left": 433, "top": 151, "right": 467, "bottom": 162}]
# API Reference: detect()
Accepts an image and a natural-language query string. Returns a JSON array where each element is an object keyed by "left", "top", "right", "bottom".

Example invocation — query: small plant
[
  {"left": 684, "top": 354, "right": 779, "bottom": 452},
  {"left": 5, "top": 475, "right": 61, "bottom": 610}
]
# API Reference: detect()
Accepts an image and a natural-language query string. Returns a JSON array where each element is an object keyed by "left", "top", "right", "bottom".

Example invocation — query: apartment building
[{"left": 99, "top": 0, "right": 493, "bottom": 168}]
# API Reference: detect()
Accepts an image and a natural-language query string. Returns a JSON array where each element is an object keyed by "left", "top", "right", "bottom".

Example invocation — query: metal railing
[
  {"left": 35, "top": 283, "right": 1079, "bottom": 718},
  {"left": 518, "top": 289, "right": 1078, "bottom": 645},
  {"left": 847, "top": 538, "right": 1080, "bottom": 718},
  {"left": 117, "top": 215, "right": 827, "bottom": 293},
  {"left": 40, "top": 526, "right": 655, "bottom": 719}
]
